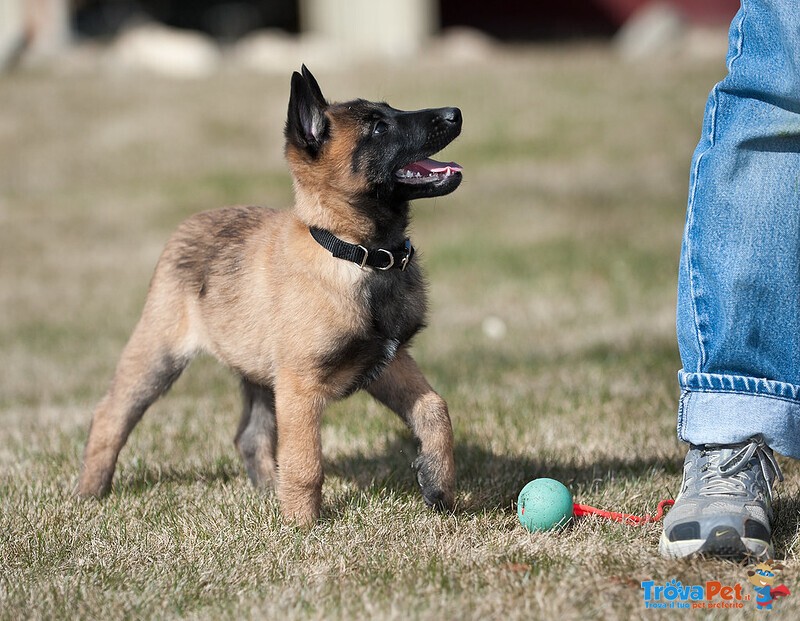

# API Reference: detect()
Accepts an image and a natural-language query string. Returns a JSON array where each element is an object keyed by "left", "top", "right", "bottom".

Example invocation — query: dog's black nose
[{"left": 442, "top": 108, "right": 462, "bottom": 125}]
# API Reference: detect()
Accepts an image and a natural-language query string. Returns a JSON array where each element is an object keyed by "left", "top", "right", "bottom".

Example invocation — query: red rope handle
[{"left": 572, "top": 499, "right": 674, "bottom": 526}]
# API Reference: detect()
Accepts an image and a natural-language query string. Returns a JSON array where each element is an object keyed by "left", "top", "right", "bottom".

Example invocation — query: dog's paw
[
  {"left": 242, "top": 459, "right": 277, "bottom": 490},
  {"left": 276, "top": 473, "right": 323, "bottom": 527},
  {"left": 76, "top": 469, "right": 114, "bottom": 499},
  {"left": 412, "top": 455, "right": 454, "bottom": 511}
]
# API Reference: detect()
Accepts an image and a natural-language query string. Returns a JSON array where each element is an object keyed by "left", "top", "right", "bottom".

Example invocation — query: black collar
[{"left": 309, "top": 227, "right": 414, "bottom": 271}]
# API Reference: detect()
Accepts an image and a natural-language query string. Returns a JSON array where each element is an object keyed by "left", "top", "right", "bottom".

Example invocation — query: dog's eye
[{"left": 372, "top": 120, "right": 389, "bottom": 136}]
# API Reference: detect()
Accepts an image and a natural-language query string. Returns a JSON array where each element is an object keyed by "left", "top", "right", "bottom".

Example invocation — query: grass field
[{"left": 2, "top": 43, "right": 799, "bottom": 619}]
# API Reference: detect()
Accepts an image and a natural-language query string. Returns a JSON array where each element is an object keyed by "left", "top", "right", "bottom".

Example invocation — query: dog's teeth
[{"left": 396, "top": 165, "right": 454, "bottom": 184}]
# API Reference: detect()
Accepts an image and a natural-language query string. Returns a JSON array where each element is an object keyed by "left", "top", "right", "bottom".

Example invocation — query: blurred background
[
  {"left": 3, "top": 0, "right": 738, "bottom": 72},
  {"left": 0, "top": 0, "right": 743, "bottom": 430},
  {"left": 0, "top": 0, "right": 739, "bottom": 440}
]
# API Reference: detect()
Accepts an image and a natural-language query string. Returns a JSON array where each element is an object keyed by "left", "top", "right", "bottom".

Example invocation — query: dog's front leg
[
  {"left": 274, "top": 372, "right": 325, "bottom": 526},
  {"left": 367, "top": 348, "right": 455, "bottom": 511}
]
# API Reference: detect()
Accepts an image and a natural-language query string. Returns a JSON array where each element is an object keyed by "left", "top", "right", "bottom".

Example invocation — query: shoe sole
[{"left": 659, "top": 531, "right": 773, "bottom": 561}]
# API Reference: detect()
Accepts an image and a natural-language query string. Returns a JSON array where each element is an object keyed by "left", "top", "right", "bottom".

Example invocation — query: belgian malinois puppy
[{"left": 78, "top": 66, "right": 463, "bottom": 525}]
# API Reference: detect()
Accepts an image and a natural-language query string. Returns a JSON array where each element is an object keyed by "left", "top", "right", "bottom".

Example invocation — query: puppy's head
[{"left": 285, "top": 66, "right": 463, "bottom": 211}]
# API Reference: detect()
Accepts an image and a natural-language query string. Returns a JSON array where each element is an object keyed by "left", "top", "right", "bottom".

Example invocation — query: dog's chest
[
  {"left": 364, "top": 270, "right": 425, "bottom": 343},
  {"left": 322, "top": 270, "right": 426, "bottom": 394}
]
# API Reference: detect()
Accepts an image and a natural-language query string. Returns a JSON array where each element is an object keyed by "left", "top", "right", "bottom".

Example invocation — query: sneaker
[{"left": 659, "top": 436, "right": 783, "bottom": 561}]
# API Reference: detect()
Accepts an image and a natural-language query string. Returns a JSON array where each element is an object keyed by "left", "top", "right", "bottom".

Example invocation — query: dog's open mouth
[{"left": 394, "top": 158, "right": 463, "bottom": 185}]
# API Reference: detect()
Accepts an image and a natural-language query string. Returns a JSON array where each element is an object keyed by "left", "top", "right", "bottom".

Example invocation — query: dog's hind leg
[
  {"left": 367, "top": 348, "right": 455, "bottom": 511},
  {"left": 235, "top": 379, "right": 277, "bottom": 488},
  {"left": 77, "top": 310, "right": 191, "bottom": 498}
]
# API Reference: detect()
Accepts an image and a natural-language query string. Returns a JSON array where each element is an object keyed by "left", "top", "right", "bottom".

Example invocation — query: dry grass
[{"left": 2, "top": 44, "right": 799, "bottom": 619}]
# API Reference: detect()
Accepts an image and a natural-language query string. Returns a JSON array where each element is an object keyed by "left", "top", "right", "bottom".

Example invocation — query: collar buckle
[
  {"left": 375, "top": 249, "right": 395, "bottom": 271},
  {"left": 400, "top": 239, "right": 413, "bottom": 271},
  {"left": 356, "top": 245, "right": 369, "bottom": 269}
]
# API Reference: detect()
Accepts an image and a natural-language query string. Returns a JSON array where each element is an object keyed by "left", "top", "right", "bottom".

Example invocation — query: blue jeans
[{"left": 677, "top": 0, "right": 800, "bottom": 458}]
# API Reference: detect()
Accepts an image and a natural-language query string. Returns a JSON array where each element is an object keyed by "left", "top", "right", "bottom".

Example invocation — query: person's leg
[
  {"left": 677, "top": 0, "right": 800, "bottom": 456},
  {"left": 663, "top": 0, "right": 800, "bottom": 560}
]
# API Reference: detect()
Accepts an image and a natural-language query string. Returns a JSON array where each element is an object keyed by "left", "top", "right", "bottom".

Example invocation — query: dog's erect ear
[
  {"left": 301, "top": 64, "right": 327, "bottom": 107},
  {"left": 286, "top": 66, "right": 329, "bottom": 157}
]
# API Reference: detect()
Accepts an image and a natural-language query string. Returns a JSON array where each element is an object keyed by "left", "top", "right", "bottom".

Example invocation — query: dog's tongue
[{"left": 404, "top": 158, "right": 463, "bottom": 176}]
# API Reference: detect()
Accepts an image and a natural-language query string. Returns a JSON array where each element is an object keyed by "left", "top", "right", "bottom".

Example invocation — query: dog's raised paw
[{"left": 412, "top": 455, "right": 454, "bottom": 511}]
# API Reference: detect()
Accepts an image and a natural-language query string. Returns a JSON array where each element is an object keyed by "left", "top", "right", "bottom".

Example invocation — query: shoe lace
[{"left": 699, "top": 436, "right": 783, "bottom": 499}]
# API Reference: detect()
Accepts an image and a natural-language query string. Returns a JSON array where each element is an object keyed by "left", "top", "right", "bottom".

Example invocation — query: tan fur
[
  {"left": 78, "top": 86, "right": 457, "bottom": 526},
  {"left": 289, "top": 112, "right": 376, "bottom": 242}
]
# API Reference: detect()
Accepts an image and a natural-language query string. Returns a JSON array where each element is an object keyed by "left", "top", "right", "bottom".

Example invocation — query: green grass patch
[{"left": 2, "top": 46, "right": 799, "bottom": 620}]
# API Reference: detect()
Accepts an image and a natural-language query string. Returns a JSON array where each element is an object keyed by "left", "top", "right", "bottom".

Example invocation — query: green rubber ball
[{"left": 517, "top": 478, "right": 574, "bottom": 532}]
